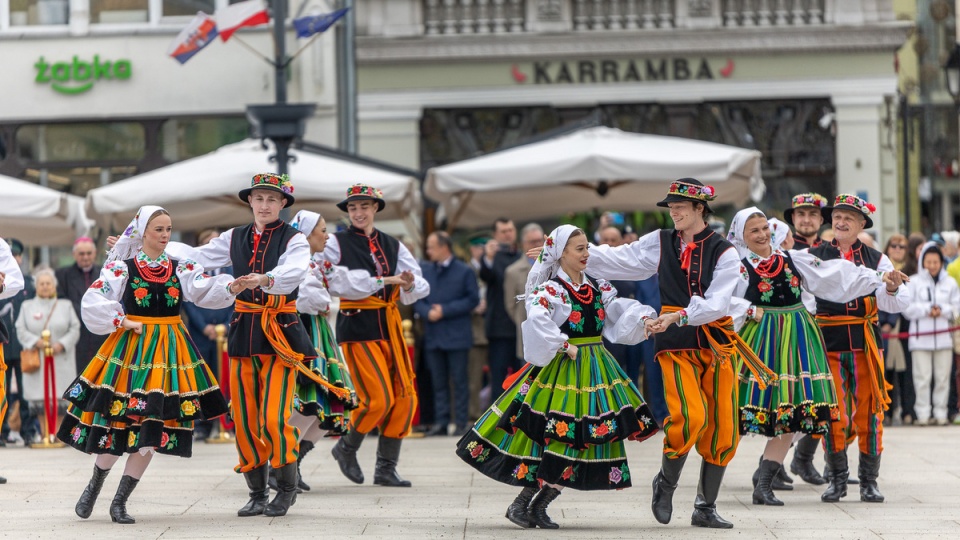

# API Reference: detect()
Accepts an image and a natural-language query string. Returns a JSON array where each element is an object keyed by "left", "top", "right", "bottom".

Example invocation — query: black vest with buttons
[
  {"left": 334, "top": 227, "right": 401, "bottom": 343},
  {"left": 809, "top": 239, "right": 883, "bottom": 352},
  {"left": 228, "top": 220, "right": 315, "bottom": 358},
  {"left": 122, "top": 258, "right": 183, "bottom": 318},
  {"left": 655, "top": 228, "right": 733, "bottom": 353}
]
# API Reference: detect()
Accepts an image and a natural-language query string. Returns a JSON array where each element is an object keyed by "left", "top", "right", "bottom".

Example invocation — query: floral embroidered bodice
[
  {"left": 741, "top": 252, "right": 803, "bottom": 308},
  {"left": 120, "top": 256, "right": 183, "bottom": 317},
  {"left": 552, "top": 276, "right": 606, "bottom": 339}
]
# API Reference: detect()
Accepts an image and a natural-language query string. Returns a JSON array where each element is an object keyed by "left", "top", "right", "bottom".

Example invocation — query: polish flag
[{"left": 216, "top": 0, "right": 269, "bottom": 42}]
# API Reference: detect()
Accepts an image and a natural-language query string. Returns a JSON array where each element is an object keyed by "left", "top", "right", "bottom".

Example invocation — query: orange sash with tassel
[{"left": 339, "top": 287, "right": 416, "bottom": 397}]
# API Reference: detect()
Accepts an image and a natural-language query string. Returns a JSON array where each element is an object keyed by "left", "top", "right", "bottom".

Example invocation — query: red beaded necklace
[
  {"left": 567, "top": 281, "right": 595, "bottom": 304},
  {"left": 754, "top": 254, "right": 785, "bottom": 279},
  {"left": 136, "top": 257, "right": 172, "bottom": 284}
]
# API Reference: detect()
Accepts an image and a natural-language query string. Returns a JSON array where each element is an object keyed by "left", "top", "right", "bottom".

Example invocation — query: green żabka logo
[{"left": 35, "top": 55, "right": 132, "bottom": 95}]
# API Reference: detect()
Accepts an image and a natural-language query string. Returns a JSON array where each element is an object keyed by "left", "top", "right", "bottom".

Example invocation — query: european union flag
[{"left": 293, "top": 8, "right": 349, "bottom": 39}]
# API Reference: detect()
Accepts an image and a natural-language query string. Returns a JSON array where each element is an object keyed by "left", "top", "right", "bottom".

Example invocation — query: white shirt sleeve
[
  {"left": 789, "top": 250, "right": 885, "bottom": 304},
  {"left": 166, "top": 229, "right": 234, "bottom": 271},
  {"left": 313, "top": 254, "right": 383, "bottom": 300},
  {"left": 0, "top": 239, "right": 24, "bottom": 300},
  {"left": 521, "top": 282, "right": 572, "bottom": 367},
  {"left": 176, "top": 259, "right": 236, "bottom": 309},
  {"left": 684, "top": 247, "right": 740, "bottom": 327},
  {"left": 597, "top": 279, "right": 656, "bottom": 345},
  {"left": 586, "top": 231, "right": 661, "bottom": 282},
  {"left": 80, "top": 261, "right": 129, "bottom": 335},
  {"left": 875, "top": 254, "right": 911, "bottom": 313},
  {"left": 297, "top": 265, "right": 332, "bottom": 315},
  {"left": 261, "top": 233, "right": 310, "bottom": 295},
  {"left": 397, "top": 243, "right": 430, "bottom": 305}
]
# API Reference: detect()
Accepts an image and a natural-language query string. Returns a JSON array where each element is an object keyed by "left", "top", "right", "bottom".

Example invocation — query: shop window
[
  {"left": 161, "top": 0, "right": 216, "bottom": 18},
  {"left": 16, "top": 122, "right": 146, "bottom": 163},
  {"left": 89, "top": 0, "right": 149, "bottom": 23},
  {"left": 158, "top": 116, "right": 249, "bottom": 161},
  {"left": 9, "top": 0, "right": 69, "bottom": 26}
]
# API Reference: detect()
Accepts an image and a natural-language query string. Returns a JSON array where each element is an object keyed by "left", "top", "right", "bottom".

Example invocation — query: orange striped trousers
[
  {"left": 0, "top": 348, "right": 7, "bottom": 427},
  {"left": 658, "top": 349, "right": 739, "bottom": 466},
  {"left": 825, "top": 351, "right": 883, "bottom": 455},
  {"left": 342, "top": 340, "right": 417, "bottom": 438},
  {"left": 230, "top": 355, "right": 299, "bottom": 473}
]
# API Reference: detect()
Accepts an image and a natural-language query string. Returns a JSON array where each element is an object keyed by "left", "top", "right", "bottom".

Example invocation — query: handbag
[{"left": 20, "top": 300, "right": 58, "bottom": 374}]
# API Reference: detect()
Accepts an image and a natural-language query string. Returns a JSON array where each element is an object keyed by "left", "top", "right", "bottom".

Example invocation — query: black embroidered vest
[
  {"left": 655, "top": 228, "right": 733, "bottom": 353},
  {"left": 122, "top": 258, "right": 183, "bottom": 318},
  {"left": 334, "top": 227, "right": 401, "bottom": 343},
  {"left": 809, "top": 240, "right": 883, "bottom": 351},
  {"left": 741, "top": 253, "right": 804, "bottom": 308},
  {"left": 227, "top": 220, "right": 314, "bottom": 358},
  {"left": 554, "top": 276, "right": 604, "bottom": 339}
]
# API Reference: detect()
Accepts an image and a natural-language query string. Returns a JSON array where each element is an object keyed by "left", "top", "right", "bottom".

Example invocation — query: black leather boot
[
  {"left": 651, "top": 454, "right": 688, "bottom": 524},
  {"left": 823, "top": 455, "right": 859, "bottom": 484},
  {"left": 691, "top": 462, "right": 733, "bottom": 529},
  {"left": 264, "top": 463, "right": 298, "bottom": 517},
  {"left": 820, "top": 450, "right": 848, "bottom": 502},
  {"left": 528, "top": 486, "right": 562, "bottom": 529},
  {"left": 752, "top": 460, "right": 784, "bottom": 506},
  {"left": 267, "top": 464, "right": 279, "bottom": 492},
  {"left": 373, "top": 436, "right": 412, "bottom": 487},
  {"left": 504, "top": 486, "right": 537, "bottom": 528},
  {"left": 75, "top": 465, "right": 110, "bottom": 519},
  {"left": 237, "top": 466, "right": 270, "bottom": 517},
  {"left": 790, "top": 434, "right": 827, "bottom": 485},
  {"left": 752, "top": 456, "right": 793, "bottom": 491},
  {"left": 297, "top": 440, "right": 314, "bottom": 492},
  {"left": 109, "top": 475, "right": 139, "bottom": 524},
  {"left": 858, "top": 453, "right": 884, "bottom": 503},
  {"left": 331, "top": 429, "right": 365, "bottom": 484}
]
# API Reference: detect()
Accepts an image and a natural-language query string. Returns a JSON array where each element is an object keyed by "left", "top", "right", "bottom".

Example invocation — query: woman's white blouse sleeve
[
  {"left": 313, "top": 254, "right": 383, "bottom": 300},
  {"left": 521, "top": 282, "right": 572, "bottom": 367},
  {"left": 789, "top": 250, "right": 884, "bottom": 303},
  {"left": 297, "top": 264, "right": 332, "bottom": 315},
  {"left": 81, "top": 261, "right": 129, "bottom": 335},
  {"left": 177, "top": 259, "right": 236, "bottom": 309},
  {"left": 598, "top": 279, "right": 655, "bottom": 345}
]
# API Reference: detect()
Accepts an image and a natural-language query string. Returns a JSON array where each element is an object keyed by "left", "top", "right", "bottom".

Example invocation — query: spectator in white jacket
[{"left": 904, "top": 242, "right": 960, "bottom": 426}]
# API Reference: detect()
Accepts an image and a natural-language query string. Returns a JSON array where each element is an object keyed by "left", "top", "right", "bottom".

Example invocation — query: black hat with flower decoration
[
  {"left": 783, "top": 192, "right": 831, "bottom": 227},
  {"left": 238, "top": 173, "right": 295, "bottom": 206},
  {"left": 337, "top": 183, "right": 385, "bottom": 213},
  {"left": 824, "top": 193, "right": 875, "bottom": 229},
  {"left": 656, "top": 178, "right": 717, "bottom": 213}
]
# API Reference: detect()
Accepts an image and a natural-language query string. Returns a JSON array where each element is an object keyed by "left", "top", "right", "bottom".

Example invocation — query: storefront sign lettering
[
  {"left": 513, "top": 58, "right": 733, "bottom": 84},
  {"left": 35, "top": 55, "right": 132, "bottom": 95}
]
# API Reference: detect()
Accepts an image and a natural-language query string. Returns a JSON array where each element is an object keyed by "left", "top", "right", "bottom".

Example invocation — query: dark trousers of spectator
[
  {"left": 487, "top": 337, "right": 522, "bottom": 404},
  {"left": 467, "top": 344, "right": 488, "bottom": 420},
  {"left": 897, "top": 338, "right": 917, "bottom": 422},
  {"left": 1, "top": 357, "right": 38, "bottom": 442},
  {"left": 425, "top": 348, "right": 470, "bottom": 429},
  {"left": 949, "top": 354, "right": 959, "bottom": 419},
  {"left": 643, "top": 347, "right": 669, "bottom": 428}
]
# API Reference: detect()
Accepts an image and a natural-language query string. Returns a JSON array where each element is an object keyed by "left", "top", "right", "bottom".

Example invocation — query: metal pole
[
  {"left": 337, "top": 0, "right": 357, "bottom": 154},
  {"left": 901, "top": 93, "right": 911, "bottom": 234},
  {"left": 272, "top": 0, "right": 289, "bottom": 178}
]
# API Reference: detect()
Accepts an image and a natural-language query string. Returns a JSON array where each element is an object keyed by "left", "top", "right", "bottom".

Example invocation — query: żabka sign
[{"left": 35, "top": 55, "right": 132, "bottom": 95}]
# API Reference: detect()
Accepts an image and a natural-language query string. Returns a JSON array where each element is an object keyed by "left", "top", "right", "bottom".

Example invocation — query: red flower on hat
[
  {"left": 845, "top": 196, "right": 855, "bottom": 204},
  {"left": 865, "top": 203, "right": 876, "bottom": 213},
  {"left": 702, "top": 186, "right": 715, "bottom": 197},
  {"left": 688, "top": 187, "right": 699, "bottom": 196}
]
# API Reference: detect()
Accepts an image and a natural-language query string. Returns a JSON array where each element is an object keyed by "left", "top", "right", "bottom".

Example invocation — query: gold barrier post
[
  {"left": 31, "top": 329, "right": 64, "bottom": 448},
  {"left": 206, "top": 324, "right": 234, "bottom": 444},
  {"left": 402, "top": 319, "right": 424, "bottom": 439}
]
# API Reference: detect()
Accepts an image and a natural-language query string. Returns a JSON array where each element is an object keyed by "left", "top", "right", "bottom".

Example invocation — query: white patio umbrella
[
  {"left": 424, "top": 126, "right": 766, "bottom": 228},
  {"left": 0, "top": 174, "right": 93, "bottom": 246},
  {"left": 86, "top": 139, "right": 421, "bottom": 233}
]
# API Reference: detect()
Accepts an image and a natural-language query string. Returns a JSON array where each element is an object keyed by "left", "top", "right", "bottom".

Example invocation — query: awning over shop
[
  {"left": 424, "top": 126, "right": 765, "bottom": 228},
  {"left": 0, "top": 174, "right": 93, "bottom": 246},
  {"left": 86, "top": 139, "right": 421, "bottom": 233}
]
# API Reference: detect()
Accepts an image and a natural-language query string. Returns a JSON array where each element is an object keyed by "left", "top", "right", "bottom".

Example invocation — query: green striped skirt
[
  {"left": 295, "top": 313, "right": 357, "bottom": 436},
  {"left": 455, "top": 337, "right": 659, "bottom": 491},
  {"left": 738, "top": 304, "right": 839, "bottom": 436}
]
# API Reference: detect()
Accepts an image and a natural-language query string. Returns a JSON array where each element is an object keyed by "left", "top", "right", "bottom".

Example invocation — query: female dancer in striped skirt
[{"left": 456, "top": 224, "right": 659, "bottom": 529}]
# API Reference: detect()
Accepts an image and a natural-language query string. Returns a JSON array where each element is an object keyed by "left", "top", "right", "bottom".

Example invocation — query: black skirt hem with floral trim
[
  {"left": 739, "top": 401, "right": 837, "bottom": 437},
  {"left": 510, "top": 401, "right": 659, "bottom": 450},
  {"left": 455, "top": 430, "right": 634, "bottom": 491},
  {"left": 64, "top": 378, "right": 228, "bottom": 423},
  {"left": 294, "top": 400, "right": 350, "bottom": 436},
  {"left": 56, "top": 414, "right": 194, "bottom": 458}
]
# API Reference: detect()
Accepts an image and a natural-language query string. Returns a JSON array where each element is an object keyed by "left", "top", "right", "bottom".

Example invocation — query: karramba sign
[{"left": 35, "top": 55, "right": 132, "bottom": 95}]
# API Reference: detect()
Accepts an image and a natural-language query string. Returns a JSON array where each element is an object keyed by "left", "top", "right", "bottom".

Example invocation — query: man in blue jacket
[{"left": 416, "top": 231, "right": 480, "bottom": 437}]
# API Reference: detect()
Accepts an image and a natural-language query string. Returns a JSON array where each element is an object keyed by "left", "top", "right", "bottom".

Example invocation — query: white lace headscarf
[
  {"left": 106, "top": 205, "right": 167, "bottom": 263},
  {"left": 520, "top": 224, "right": 581, "bottom": 301},
  {"left": 291, "top": 210, "right": 322, "bottom": 237},
  {"left": 768, "top": 217, "right": 790, "bottom": 251},
  {"left": 726, "top": 206, "right": 766, "bottom": 259}
]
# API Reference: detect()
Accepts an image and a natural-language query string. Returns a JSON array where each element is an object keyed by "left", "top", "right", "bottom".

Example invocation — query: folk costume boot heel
[
  {"left": 373, "top": 436, "right": 412, "bottom": 487},
  {"left": 820, "top": 450, "right": 849, "bottom": 503},
  {"left": 297, "top": 440, "right": 315, "bottom": 492},
  {"left": 691, "top": 462, "right": 733, "bottom": 529},
  {"left": 331, "top": 429, "right": 365, "bottom": 484},
  {"left": 790, "top": 434, "right": 827, "bottom": 485},
  {"left": 109, "top": 475, "right": 139, "bottom": 524},
  {"left": 264, "top": 463, "right": 298, "bottom": 517},
  {"left": 651, "top": 454, "right": 688, "bottom": 524},
  {"left": 238, "top": 466, "right": 270, "bottom": 517},
  {"left": 505, "top": 486, "right": 537, "bottom": 528},
  {"left": 75, "top": 465, "right": 110, "bottom": 519},
  {"left": 528, "top": 486, "right": 562, "bottom": 529},
  {"left": 858, "top": 453, "right": 884, "bottom": 503},
  {"left": 752, "top": 456, "right": 793, "bottom": 491},
  {"left": 752, "top": 460, "right": 784, "bottom": 506}
]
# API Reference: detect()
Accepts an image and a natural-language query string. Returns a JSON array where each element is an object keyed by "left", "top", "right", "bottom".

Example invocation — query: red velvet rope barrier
[
  {"left": 882, "top": 325, "right": 960, "bottom": 340},
  {"left": 42, "top": 352, "right": 57, "bottom": 439},
  {"left": 219, "top": 343, "right": 235, "bottom": 432}
]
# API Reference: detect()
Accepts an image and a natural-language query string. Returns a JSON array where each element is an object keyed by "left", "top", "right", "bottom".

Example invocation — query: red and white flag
[{"left": 216, "top": 0, "right": 269, "bottom": 42}]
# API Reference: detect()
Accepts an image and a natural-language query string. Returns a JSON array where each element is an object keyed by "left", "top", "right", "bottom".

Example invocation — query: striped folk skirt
[
  {"left": 738, "top": 304, "right": 840, "bottom": 436},
  {"left": 56, "top": 316, "right": 228, "bottom": 457},
  {"left": 455, "top": 337, "right": 658, "bottom": 491},
  {"left": 295, "top": 313, "right": 357, "bottom": 436}
]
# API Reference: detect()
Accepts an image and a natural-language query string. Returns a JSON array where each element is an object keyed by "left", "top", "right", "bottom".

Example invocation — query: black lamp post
[{"left": 944, "top": 44, "right": 960, "bottom": 102}]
